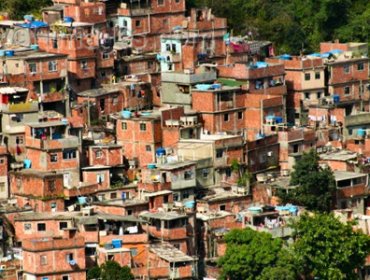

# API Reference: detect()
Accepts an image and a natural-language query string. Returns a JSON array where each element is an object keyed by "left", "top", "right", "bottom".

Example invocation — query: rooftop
[
  {"left": 157, "top": 161, "right": 196, "bottom": 171},
  {"left": 320, "top": 150, "right": 357, "bottom": 162},
  {"left": 140, "top": 211, "right": 188, "bottom": 221},
  {"left": 334, "top": 171, "right": 368, "bottom": 181},
  {"left": 150, "top": 243, "right": 195, "bottom": 263}
]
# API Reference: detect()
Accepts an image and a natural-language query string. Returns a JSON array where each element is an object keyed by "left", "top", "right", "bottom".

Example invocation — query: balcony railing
[
  {"left": 1, "top": 102, "right": 39, "bottom": 113},
  {"left": 26, "top": 136, "right": 80, "bottom": 150}
]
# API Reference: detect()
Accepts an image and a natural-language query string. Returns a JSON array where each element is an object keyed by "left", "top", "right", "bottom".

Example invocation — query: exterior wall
[
  {"left": 82, "top": 169, "right": 111, "bottom": 190},
  {"left": 22, "top": 237, "right": 86, "bottom": 280},
  {"left": 10, "top": 172, "right": 64, "bottom": 198},
  {"left": 116, "top": 118, "right": 162, "bottom": 167},
  {"left": 88, "top": 146, "right": 123, "bottom": 166},
  {"left": 14, "top": 219, "right": 73, "bottom": 241}
]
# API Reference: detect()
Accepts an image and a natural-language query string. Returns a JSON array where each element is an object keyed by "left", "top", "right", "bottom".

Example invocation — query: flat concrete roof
[
  {"left": 158, "top": 161, "right": 196, "bottom": 171},
  {"left": 150, "top": 243, "right": 195, "bottom": 263},
  {"left": 334, "top": 170, "right": 367, "bottom": 181},
  {"left": 320, "top": 150, "right": 357, "bottom": 161},
  {"left": 77, "top": 87, "right": 120, "bottom": 98},
  {"left": 140, "top": 211, "right": 188, "bottom": 221}
]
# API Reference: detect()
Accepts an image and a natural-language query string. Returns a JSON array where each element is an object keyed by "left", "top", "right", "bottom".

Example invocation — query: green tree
[
  {"left": 292, "top": 213, "right": 370, "bottom": 280},
  {"left": 1, "top": 0, "right": 52, "bottom": 19},
  {"left": 218, "top": 228, "right": 283, "bottom": 280},
  {"left": 99, "top": 261, "right": 134, "bottom": 280},
  {"left": 277, "top": 149, "right": 336, "bottom": 212},
  {"left": 87, "top": 266, "right": 101, "bottom": 280}
]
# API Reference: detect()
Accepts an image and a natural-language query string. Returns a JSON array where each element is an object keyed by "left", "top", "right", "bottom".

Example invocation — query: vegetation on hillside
[
  {"left": 190, "top": 0, "right": 370, "bottom": 54},
  {"left": 219, "top": 214, "right": 370, "bottom": 280}
]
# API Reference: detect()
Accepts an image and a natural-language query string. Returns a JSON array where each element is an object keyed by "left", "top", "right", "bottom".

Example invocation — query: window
[
  {"left": 48, "top": 181, "right": 56, "bottom": 192},
  {"left": 63, "top": 150, "right": 77, "bottom": 160},
  {"left": 146, "top": 145, "right": 151, "bottom": 152},
  {"left": 184, "top": 170, "right": 193, "bottom": 180},
  {"left": 113, "top": 96, "right": 118, "bottom": 105},
  {"left": 16, "top": 136, "right": 24, "bottom": 144},
  {"left": 304, "top": 73, "right": 310, "bottom": 81},
  {"left": 158, "top": 0, "right": 164, "bottom": 5},
  {"left": 357, "top": 63, "right": 364, "bottom": 71},
  {"left": 29, "top": 63, "right": 37, "bottom": 73},
  {"left": 130, "top": 248, "right": 138, "bottom": 256},
  {"left": 182, "top": 190, "right": 190, "bottom": 199},
  {"left": 37, "top": 223, "right": 46, "bottom": 231},
  {"left": 135, "top": 20, "right": 141, "bottom": 27},
  {"left": 66, "top": 253, "right": 74, "bottom": 262},
  {"left": 147, "top": 61, "right": 154, "bottom": 69},
  {"left": 219, "top": 205, "right": 226, "bottom": 211},
  {"left": 315, "top": 72, "right": 320, "bottom": 79},
  {"left": 224, "top": 113, "right": 229, "bottom": 122},
  {"left": 110, "top": 192, "right": 117, "bottom": 199},
  {"left": 95, "top": 150, "right": 103, "bottom": 158},
  {"left": 40, "top": 255, "right": 47, "bottom": 265},
  {"left": 344, "top": 86, "right": 351, "bottom": 95},
  {"left": 163, "top": 19, "right": 168, "bottom": 27},
  {"left": 62, "top": 276, "right": 69, "bottom": 280},
  {"left": 238, "top": 111, "right": 243, "bottom": 120},
  {"left": 216, "top": 149, "right": 223, "bottom": 158},
  {"left": 50, "top": 153, "right": 58, "bottom": 162},
  {"left": 48, "top": 61, "right": 57, "bottom": 72},
  {"left": 102, "top": 52, "right": 110, "bottom": 60},
  {"left": 122, "top": 122, "right": 127, "bottom": 130},
  {"left": 171, "top": 44, "right": 177, "bottom": 53},
  {"left": 24, "top": 223, "right": 31, "bottom": 231},
  {"left": 59, "top": 222, "right": 68, "bottom": 230},
  {"left": 140, "top": 123, "right": 146, "bottom": 131},
  {"left": 304, "top": 92, "right": 310, "bottom": 100},
  {"left": 317, "top": 92, "right": 322, "bottom": 99},
  {"left": 202, "top": 169, "right": 209, "bottom": 178},
  {"left": 344, "top": 64, "right": 350, "bottom": 74},
  {"left": 81, "top": 60, "right": 88, "bottom": 70},
  {"left": 97, "top": 174, "right": 105, "bottom": 184}
]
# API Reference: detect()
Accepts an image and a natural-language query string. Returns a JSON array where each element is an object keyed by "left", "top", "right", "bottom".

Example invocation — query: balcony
[
  {"left": 337, "top": 184, "right": 368, "bottom": 199},
  {"left": 1, "top": 102, "right": 38, "bottom": 113},
  {"left": 118, "top": 7, "right": 152, "bottom": 16},
  {"left": 146, "top": 225, "right": 187, "bottom": 240},
  {"left": 42, "top": 91, "right": 65, "bottom": 103},
  {"left": 26, "top": 136, "right": 80, "bottom": 150}
]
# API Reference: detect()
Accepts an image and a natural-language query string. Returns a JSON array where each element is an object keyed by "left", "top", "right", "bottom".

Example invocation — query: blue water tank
[
  {"left": 24, "top": 159, "right": 32, "bottom": 169},
  {"left": 64, "top": 17, "right": 74, "bottom": 23},
  {"left": 112, "top": 239, "right": 122, "bottom": 248},
  {"left": 147, "top": 163, "right": 157, "bottom": 169},
  {"left": 156, "top": 147, "right": 166, "bottom": 156},
  {"left": 78, "top": 196, "right": 87, "bottom": 205},
  {"left": 357, "top": 128, "right": 366, "bottom": 137},
  {"left": 184, "top": 201, "right": 195, "bottom": 209},
  {"left": 275, "top": 116, "right": 283, "bottom": 124},
  {"left": 30, "top": 44, "right": 39, "bottom": 51},
  {"left": 121, "top": 110, "right": 132, "bottom": 119},
  {"left": 333, "top": 95, "right": 340, "bottom": 104},
  {"left": 5, "top": 50, "right": 14, "bottom": 57},
  {"left": 24, "top": 15, "right": 34, "bottom": 22}
]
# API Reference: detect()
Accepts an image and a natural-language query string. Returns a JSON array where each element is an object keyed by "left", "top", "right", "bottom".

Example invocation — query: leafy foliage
[
  {"left": 88, "top": 261, "right": 134, "bottom": 280},
  {"left": 277, "top": 149, "right": 336, "bottom": 212},
  {"left": 292, "top": 213, "right": 370, "bottom": 280},
  {"left": 1, "top": 0, "right": 52, "bottom": 20},
  {"left": 218, "top": 228, "right": 283, "bottom": 280},
  {"left": 189, "top": 0, "right": 370, "bottom": 53}
]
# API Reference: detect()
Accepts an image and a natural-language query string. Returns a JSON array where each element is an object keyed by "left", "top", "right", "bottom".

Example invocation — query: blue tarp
[{"left": 16, "top": 21, "right": 48, "bottom": 29}]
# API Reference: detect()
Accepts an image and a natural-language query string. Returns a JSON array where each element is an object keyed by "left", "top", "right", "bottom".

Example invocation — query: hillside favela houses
[{"left": 0, "top": 0, "right": 369, "bottom": 279}]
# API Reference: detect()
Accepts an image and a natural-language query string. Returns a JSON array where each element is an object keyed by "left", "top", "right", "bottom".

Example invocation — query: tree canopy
[
  {"left": 292, "top": 213, "right": 370, "bottom": 280},
  {"left": 0, "top": 0, "right": 52, "bottom": 19},
  {"left": 190, "top": 0, "right": 370, "bottom": 53},
  {"left": 218, "top": 228, "right": 283, "bottom": 280},
  {"left": 277, "top": 149, "right": 336, "bottom": 212},
  {"left": 219, "top": 214, "right": 370, "bottom": 280},
  {"left": 87, "top": 261, "right": 134, "bottom": 280}
]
